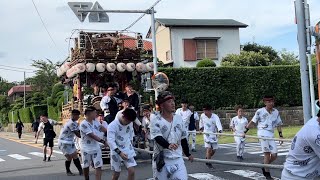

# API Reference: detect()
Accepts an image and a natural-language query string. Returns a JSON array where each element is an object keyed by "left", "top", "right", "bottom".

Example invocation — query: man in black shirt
[
  {"left": 16, "top": 120, "right": 24, "bottom": 139},
  {"left": 123, "top": 83, "right": 139, "bottom": 112},
  {"left": 100, "top": 84, "right": 122, "bottom": 124},
  {"left": 31, "top": 119, "right": 40, "bottom": 138}
]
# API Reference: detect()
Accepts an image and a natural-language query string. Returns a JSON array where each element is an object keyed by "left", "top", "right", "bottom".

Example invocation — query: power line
[
  {"left": 0, "top": 65, "right": 35, "bottom": 71},
  {"left": 123, "top": 0, "right": 163, "bottom": 31},
  {"left": 31, "top": 0, "right": 65, "bottom": 56},
  {"left": 124, "top": 14, "right": 147, "bottom": 31},
  {"left": 0, "top": 67, "right": 35, "bottom": 73}
]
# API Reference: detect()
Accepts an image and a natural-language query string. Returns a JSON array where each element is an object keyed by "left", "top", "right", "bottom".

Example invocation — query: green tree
[
  {"left": 243, "top": 42, "right": 280, "bottom": 63},
  {"left": 274, "top": 49, "right": 299, "bottom": 65},
  {"left": 221, "top": 51, "right": 271, "bottom": 66},
  {"left": 0, "top": 95, "right": 10, "bottom": 125},
  {"left": 0, "top": 77, "right": 15, "bottom": 95},
  {"left": 29, "top": 59, "right": 59, "bottom": 97}
]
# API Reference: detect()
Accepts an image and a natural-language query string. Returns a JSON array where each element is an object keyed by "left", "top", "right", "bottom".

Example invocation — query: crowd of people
[{"left": 21, "top": 84, "right": 320, "bottom": 180}]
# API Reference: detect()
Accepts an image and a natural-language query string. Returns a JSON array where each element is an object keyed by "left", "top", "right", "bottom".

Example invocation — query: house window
[
  {"left": 196, "top": 40, "right": 218, "bottom": 60},
  {"left": 183, "top": 39, "right": 218, "bottom": 61}
]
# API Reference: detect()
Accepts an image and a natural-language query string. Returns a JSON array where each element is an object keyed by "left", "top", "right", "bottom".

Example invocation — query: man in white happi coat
[{"left": 150, "top": 91, "right": 194, "bottom": 180}]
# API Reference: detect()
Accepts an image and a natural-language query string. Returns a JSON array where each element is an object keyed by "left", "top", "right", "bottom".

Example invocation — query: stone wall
[{"left": 3, "top": 106, "right": 304, "bottom": 134}]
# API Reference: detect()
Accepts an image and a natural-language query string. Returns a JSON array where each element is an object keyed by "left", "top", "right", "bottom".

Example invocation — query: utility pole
[
  {"left": 150, "top": 7, "right": 158, "bottom": 100},
  {"left": 23, "top": 71, "right": 26, "bottom": 108},
  {"left": 304, "top": 1, "right": 316, "bottom": 117},
  {"left": 295, "top": 0, "right": 312, "bottom": 123}
]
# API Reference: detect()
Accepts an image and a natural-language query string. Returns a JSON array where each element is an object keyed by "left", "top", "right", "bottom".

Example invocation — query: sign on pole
[
  {"left": 68, "top": 2, "right": 93, "bottom": 22},
  {"left": 89, "top": 1, "right": 109, "bottom": 23}
]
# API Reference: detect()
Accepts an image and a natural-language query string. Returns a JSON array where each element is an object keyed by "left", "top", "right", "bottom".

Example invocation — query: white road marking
[
  {"left": 225, "top": 170, "right": 280, "bottom": 180},
  {"left": 0, "top": 158, "right": 5, "bottom": 162},
  {"left": 29, "top": 152, "right": 55, "bottom": 157},
  {"left": 278, "top": 152, "right": 289, "bottom": 156},
  {"left": 189, "top": 173, "right": 227, "bottom": 180},
  {"left": 262, "top": 152, "right": 288, "bottom": 156},
  {"left": 250, "top": 149, "right": 289, "bottom": 154},
  {"left": 53, "top": 150, "right": 63, "bottom": 155},
  {"left": 0, "top": 150, "right": 6, "bottom": 152},
  {"left": 8, "top": 154, "right": 31, "bottom": 160},
  {"left": 147, "top": 173, "right": 226, "bottom": 180}
]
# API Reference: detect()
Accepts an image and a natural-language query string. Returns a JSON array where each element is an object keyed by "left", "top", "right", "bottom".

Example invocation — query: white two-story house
[{"left": 147, "top": 18, "right": 247, "bottom": 67}]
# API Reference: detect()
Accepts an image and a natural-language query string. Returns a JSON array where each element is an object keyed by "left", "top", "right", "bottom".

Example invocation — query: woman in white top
[{"left": 230, "top": 106, "right": 248, "bottom": 160}]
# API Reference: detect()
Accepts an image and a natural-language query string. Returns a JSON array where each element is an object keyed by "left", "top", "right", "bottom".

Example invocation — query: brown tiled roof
[
  {"left": 8, "top": 85, "right": 32, "bottom": 97},
  {"left": 120, "top": 34, "right": 152, "bottom": 51}
]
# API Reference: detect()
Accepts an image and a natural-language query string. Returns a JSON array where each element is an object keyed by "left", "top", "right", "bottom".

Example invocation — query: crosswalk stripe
[
  {"left": 259, "top": 152, "right": 288, "bottom": 157},
  {"left": 225, "top": 170, "right": 280, "bottom": 180},
  {"left": 189, "top": 173, "right": 226, "bottom": 180},
  {"left": 29, "top": 152, "right": 55, "bottom": 158},
  {"left": 53, "top": 150, "right": 63, "bottom": 155},
  {"left": 277, "top": 152, "right": 289, "bottom": 156},
  {"left": 0, "top": 158, "right": 5, "bottom": 162},
  {"left": 250, "top": 149, "right": 289, "bottom": 154},
  {"left": 8, "top": 154, "right": 31, "bottom": 160},
  {"left": 147, "top": 173, "right": 226, "bottom": 180}
]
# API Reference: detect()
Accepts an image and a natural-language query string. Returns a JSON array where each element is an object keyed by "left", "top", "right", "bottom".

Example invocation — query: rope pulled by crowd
[
  {"left": 134, "top": 148, "right": 284, "bottom": 170},
  {"left": 190, "top": 131, "right": 292, "bottom": 142}
]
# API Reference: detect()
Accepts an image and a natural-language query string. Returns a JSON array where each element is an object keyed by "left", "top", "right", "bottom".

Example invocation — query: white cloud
[{"left": 0, "top": 0, "right": 320, "bottom": 82}]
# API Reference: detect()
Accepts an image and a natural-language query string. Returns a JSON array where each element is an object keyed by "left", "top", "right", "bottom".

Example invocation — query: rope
[
  {"left": 134, "top": 148, "right": 284, "bottom": 170},
  {"left": 190, "top": 131, "right": 292, "bottom": 142}
]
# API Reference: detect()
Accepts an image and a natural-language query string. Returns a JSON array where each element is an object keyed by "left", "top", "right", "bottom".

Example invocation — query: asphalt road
[{"left": 0, "top": 131, "right": 298, "bottom": 180}]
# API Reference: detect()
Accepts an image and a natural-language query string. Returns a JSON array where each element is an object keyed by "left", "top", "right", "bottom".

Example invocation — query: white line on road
[
  {"left": 52, "top": 150, "right": 63, "bottom": 155},
  {"left": 249, "top": 149, "right": 289, "bottom": 154},
  {"left": 8, "top": 154, "right": 31, "bottom": 160},
  {"left": 225, "top": 170, "right": 280, "bottom": 180},
  {"left": 0, "top": 150, "right": 6, "bottom": 152},
  {"left": 260, "top": 152, "right": 288, "bottom": 157},
  {"left": 189, "top": 173, "right": 227, "bottom": 180},
  {"left": 29, "top": 152, "right": 55, "bottom": 157},
  {"left": 0, "top": 158, "right": 5, "bottom": 162},
  {"left": 147, "top": 173, "right": 226, "bottom": 180}
]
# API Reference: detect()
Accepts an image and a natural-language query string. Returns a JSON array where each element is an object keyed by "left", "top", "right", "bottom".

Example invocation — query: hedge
[
  {"left": 48, "top": 106, "right": 59, "bottom": 121},
  {"left": 8, "top": 110, "right": 19, "bottom": 123},
  {"left": 18, "top": 108, "right": 33, "bottom": 123},
  {"left": 159, "top": 65, "right": 313, "bottom": 110},
  {"left": 30, "top": 105, "right": 47, "bottom": 120}
]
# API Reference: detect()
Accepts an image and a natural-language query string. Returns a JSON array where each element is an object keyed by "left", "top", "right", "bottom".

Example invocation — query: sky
[{"left": 0, "top": 0, "right": 320, "bottom": 82}]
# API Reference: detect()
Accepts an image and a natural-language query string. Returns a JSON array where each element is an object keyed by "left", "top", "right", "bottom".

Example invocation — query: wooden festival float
[{"left": 57, "top": 31, "right": 154, "bottom": 123}]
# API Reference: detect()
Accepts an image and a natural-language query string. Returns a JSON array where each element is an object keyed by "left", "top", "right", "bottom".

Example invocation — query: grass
[{"left": 195, "top": 125, "right": 302, "bottom": 145}]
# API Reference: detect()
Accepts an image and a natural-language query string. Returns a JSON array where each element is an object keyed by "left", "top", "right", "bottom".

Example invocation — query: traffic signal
[
  {"left": 78, "top": 31, "right": 86, "bottom": 49},
  {"left": 137, "top": 33, "right": 143, "bottom": 49}
]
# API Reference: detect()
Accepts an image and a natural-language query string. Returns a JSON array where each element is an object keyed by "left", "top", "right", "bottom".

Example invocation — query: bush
[
  {"left": 54, "top": 91, "right": 64, "bottom": 105},
  {"left": 48, "top": 106, "right": 59, "bottom": 121},
  {"left": 196, "top": 58, "right": 217, "bottom": 67},
  {"left": 30, "top": 105, "right": 47, "bottom": 120},
  {"left": 159, "top": 65, "right": 309, "bottom": 110},
  {"left": 8, "top": 110, "right": 19, "bottom": 123},
  {"left": 221, "top": 51, "right": 271, "bottom": 66},
  {"left": 51, "top": 83, "right": 64, "bottom": 97},
  {"left": 0, "top": 113, "right": 9, "bottom": 126},
  {"left": 18, "top": 108, "right": 33, "bottom": 123}
]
